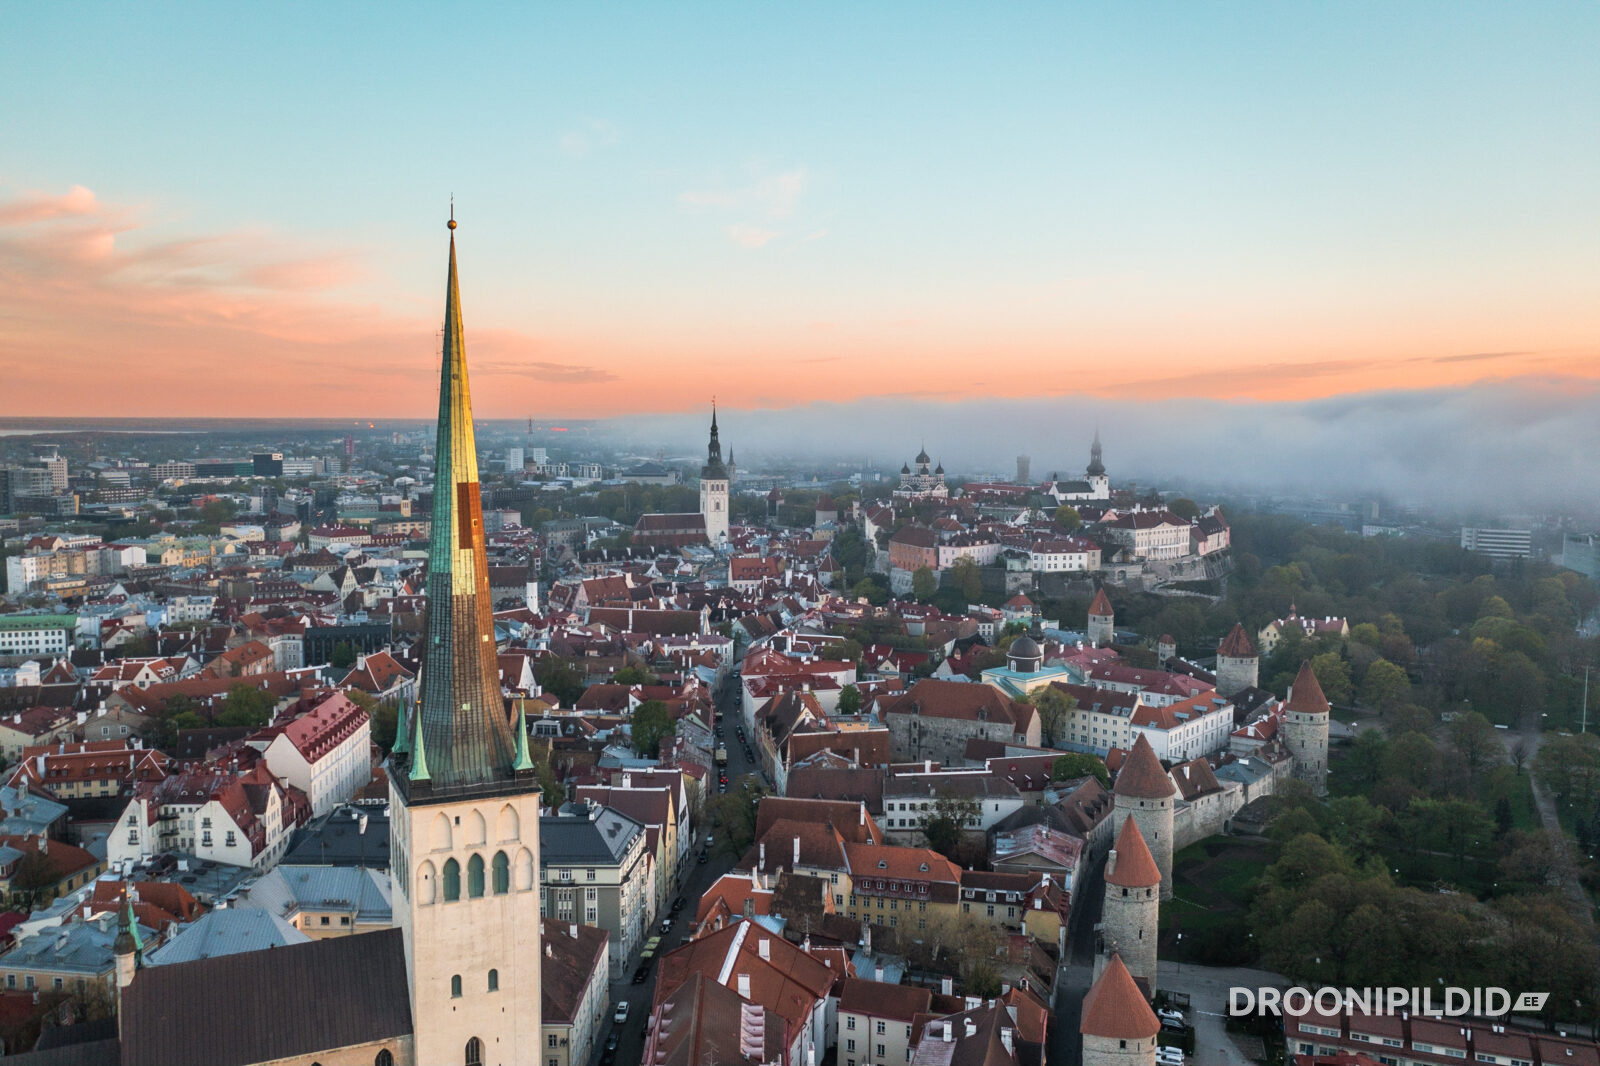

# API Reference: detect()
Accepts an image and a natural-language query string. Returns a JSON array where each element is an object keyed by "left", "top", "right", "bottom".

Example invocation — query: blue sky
[{"left": 2, "top": 3, "right": 1597, "bottom": 416}]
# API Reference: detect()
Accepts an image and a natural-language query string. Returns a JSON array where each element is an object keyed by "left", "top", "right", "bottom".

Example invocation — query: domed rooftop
[
  {"left": 1007, "top": 635, "right": 1042, "bottom": 669},
  {"left": 915, "top": 445, "right": 931, "bottom": 464}
]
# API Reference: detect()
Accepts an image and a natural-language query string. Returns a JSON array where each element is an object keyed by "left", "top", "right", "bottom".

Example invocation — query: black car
[
  {"left": 632, "top": 966, "right": 650, "bottom": 984},
  {"left": 671, "top": 896, "right": 685, "bottom": 913},
  {"left": 606, "top": 1035, "right": 620, "bottom": 1052},
  {"left": 698, "top": 850, "right": 708, "bottom": 864}
]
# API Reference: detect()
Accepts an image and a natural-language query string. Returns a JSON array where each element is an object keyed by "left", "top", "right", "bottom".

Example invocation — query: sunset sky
[{"left": 2, "top": 3, "right": 1597, "bottom": 418}]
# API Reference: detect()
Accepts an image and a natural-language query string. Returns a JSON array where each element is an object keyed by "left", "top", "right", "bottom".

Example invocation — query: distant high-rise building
[
  {"left": 505, "top": 447, "right": 524, "bottom": 474},
  {"left": 1016, "top": 454, "right": 1030, "bottom": 484},
  {"left": 29, "top": 443, "right": 68, "bottom": 491},
  {"left": 252, "top": 452, "right": 284, "bottom": 477},
  {"left": 1460, "top": 527, "right": 1533, "bottom": 560},
  {"left": 1562, "top": 532, "right": 1599, "bottom": 581}
]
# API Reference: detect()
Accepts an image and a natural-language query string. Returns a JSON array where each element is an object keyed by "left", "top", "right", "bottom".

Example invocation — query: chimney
[
  {"left": 545, "top": 943, "right": 554, "bottom": 958},
  {"left": 570, "top": 923, "right": 578, "bottom": 939},
  {"left": 874, "top": 965, "right": 883, "bottom": 982},
  {"left": 1000, "top": 1027, "right": 1014, "bottom": 1055},
  {"left": 758, "top": 938, "right": 770, "bottom": 961},
  {"left": 924, "top": 759, "right": 931, "bottom": 773},
  {"left": 793, "top": 836, "right": 800, "bottom": 866},
  {"left": 859, "top": 804, "right": 865, "bottom": 826},
  {"left": 964, "top": 1019, "right": 977, "bottom": 1038},
  {"left": 737, "top": 972, "right": 751, "bottom": 998},
  {"left": 942, "top": 1022, "right": 953, "bottom": 1043},
  {"left": 941, "top": 976, "right": 954, "bottom": 996},
  {"left": 759, "top": 841, "right": 766, "bottom": 868},
  {"left": 1105, "top": 849, "right": 1118, "bottom": 879}
]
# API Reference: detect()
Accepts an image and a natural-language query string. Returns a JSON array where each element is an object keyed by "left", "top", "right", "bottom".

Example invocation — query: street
[{"left": 589, "top": 669, "right": 763, "bottom": 1066}]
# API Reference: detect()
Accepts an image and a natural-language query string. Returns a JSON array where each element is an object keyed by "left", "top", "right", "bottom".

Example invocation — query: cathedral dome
[{"left": 1007, "top": 635, "right": 1042, "bottom": 673}]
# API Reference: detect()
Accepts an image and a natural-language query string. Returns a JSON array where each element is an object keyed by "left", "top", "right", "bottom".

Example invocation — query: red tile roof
[
  {"left": 1286, "top": 660, "right": 1330, "bottom": 714},
  {"left": 1111, "top": 735, "right": 1174, "bottom": 800},
  {"left": 1105, "top": 817, "right": 1161, "bottom": 888},
  {"left": 1079, "top": 952, "right": 1158, "bottom": 1039}
]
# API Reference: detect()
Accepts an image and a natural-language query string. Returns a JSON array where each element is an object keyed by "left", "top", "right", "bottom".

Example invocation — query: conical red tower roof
[
  {"left": 1113, "top": 735, "right": 1175, "bottom": 799},
  {"left": 1080, "top": 952, "right": 1159, "bottom": 1039},
  {"left": 1218, "top": 622, "right": 1255, "bottom": 658},
  {"left": 1286, "top": 659, "right": 1330, "bottom": 714},
  {"left": 1089, "top": 589, "right": 1113, "bottom": 617},
  {"left": 1105, "top": 816, "right": 1162, "bottom": 888}
]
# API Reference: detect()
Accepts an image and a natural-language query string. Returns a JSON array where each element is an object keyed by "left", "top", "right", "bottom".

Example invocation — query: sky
[{"left": 1, "top": 3, "right": 1597, "bottom": 420}]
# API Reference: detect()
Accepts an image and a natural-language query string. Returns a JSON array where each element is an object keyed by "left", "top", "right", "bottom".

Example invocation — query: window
[
  {"left": 341, "top": 916, "right": 351, "bottom": 925},
  {"left": 443, "top": 858, "right": 461, "bottom": 901},
  {"left": 468, "top": 854, "right": 486, "bottom": 898},
  {"left": 226, "top": 831, "right": 236, "bottom": 847},
  {"left": 320, "top": 916, "right": 330, "bottom": 926},
  {"left": 847, "top": 1017, "right": 856, "bottom": 1031},
  {"left": 24, "top": 976, "right": 34, "bottom": 990},
  {"left": 587, "top": 868, "right": 596, "bottom": 881},
  {"left": 876, "top": 1021, "right": 886, "bottom": 1035},
  {"left": 493, "top": 851, "right": 510, "bottom": 894},
  {"left": 847, "top": 1039, "right": 856, "bottom": 1051},
  {"left": 451, "top": 974, "right": 463, "bottom": 998},
  {"left": 4, "top": 975, "right": 11, "bottom": 989},
  {"left": 488, "top": 969, "right": 499, "bottom": 992},
  {"left": 375, "top": 1051, "right": 395, "bottom": 1066},
  {"left": 52, "top": 977, "right": 62, "bottom": 989},
  {"left": 466, "top": 1037, "right": 484, "bottom": 1066},
  {"left": 549, "top": 1036, "right": 559, "bottom": 1048}
]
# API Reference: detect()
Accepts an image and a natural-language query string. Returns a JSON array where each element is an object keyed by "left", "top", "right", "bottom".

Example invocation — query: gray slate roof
[
  {"left": 234, "top": 864, "right": 392, "bottom": 924},
  {"left": 144, "top": 908, "right": 309, "bottom": 966},
  {"left": 541, "top": 804, "right": 645, "bottom": 866},
  {"left": 121, "top": 926, "right": 411, "bottom": 1066}
]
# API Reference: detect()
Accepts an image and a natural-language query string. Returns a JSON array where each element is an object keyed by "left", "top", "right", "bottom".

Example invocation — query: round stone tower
[
  {"left": 1088, "top": 588, "right": 1115, "bottom": 648},
  {"left": 1080, "top": 952, "right": 1159, "bottom": 1066},
  {"left": 1282, "top": 659, "right": 1330, "bottom": 796},
  {"left": 1215, "top": 622, "right": 1259, "bottom": 698},
  {"left": 1112, "top": 734, "right": 1176, "bottom": 900},
  {"left": 1097, "top": 816, "right": 1162, "bottom": 989}
]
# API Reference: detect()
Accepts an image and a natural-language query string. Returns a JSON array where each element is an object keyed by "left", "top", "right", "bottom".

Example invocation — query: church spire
[
  {"left": 701, "top": 400, "right": 728, "bottom": 480},
  {"left": 400, "top": 215, "right": 520, "bottom": 794}
]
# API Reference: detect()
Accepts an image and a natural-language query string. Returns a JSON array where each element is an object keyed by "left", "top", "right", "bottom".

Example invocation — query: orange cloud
[{"left": 1, "top": 186, "right": 1595, "bottom": 419}]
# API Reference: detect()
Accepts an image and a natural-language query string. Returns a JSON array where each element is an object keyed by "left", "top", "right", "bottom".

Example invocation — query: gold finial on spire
[{"left": 448, "top": 196, "right": 457, "bottom": 230}]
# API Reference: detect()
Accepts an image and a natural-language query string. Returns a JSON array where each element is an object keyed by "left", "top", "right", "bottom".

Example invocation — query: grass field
[{"left": 1159, "top": 838, "right": 1269, "bottom": 965}]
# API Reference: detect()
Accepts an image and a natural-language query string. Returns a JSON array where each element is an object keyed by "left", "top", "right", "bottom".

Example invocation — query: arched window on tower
[
  {"left": 465, "top": 1037, "right": 484, "bottom": 1066},
  {"left": 450, "top": 975, "right": 462, "bottom": 998},
  {"left": 492, "top": 851, "right": 510, "bottom": 895},
  {"left": 442, "top": 858, "right": 461, "bottom": 901},
  {"left": 487, "top": 968, "right": 499, "bottom": 992},
  {"left": 375, "top": 1051, "right": 395, "bottom": 1066},
  {"left": 467, "top": 854, "right": 485, "bottom": 898}
]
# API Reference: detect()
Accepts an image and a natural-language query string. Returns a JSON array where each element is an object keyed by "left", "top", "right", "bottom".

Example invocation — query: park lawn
[{"left": 1160, "top": 838, "right": 1270, "bottom": 964}]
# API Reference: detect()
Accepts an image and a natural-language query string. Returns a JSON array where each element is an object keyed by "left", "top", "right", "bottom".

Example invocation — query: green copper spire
[
  {"left": 512, "top": 707, "right": 534, "bottom": 773},
  {"left": 406, "top": 216, "right": 520, "bottom": 792},
  {"left": 408, "top": 703, "right": 431, "bottom": 783}
]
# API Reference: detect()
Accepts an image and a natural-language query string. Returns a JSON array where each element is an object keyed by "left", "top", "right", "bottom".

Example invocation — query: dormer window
[{"left": 878, "top": 860, "right": 887, "bottom": 869}]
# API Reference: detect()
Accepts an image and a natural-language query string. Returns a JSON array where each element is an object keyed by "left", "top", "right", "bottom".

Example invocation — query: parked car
[
  {"left": 614, "top": 1002, "right": 630, "bottom": 1024},
  {"left": 671, "top": 897, "right": 685, "bottom": 913},
  {"left": 1157, "top": 1009, "right": 1185, "bottom": 1026},
  {"left": 631, "top": 965, "right": 650, "bottom": 985},
  {"left": 697, "top": 851, "right": 708, "bottom": 864},
  {"left": 1156, "top": 1049, "right": 1183, "bottom": 1066},
  {"left": 660, "top": 917, "right": 673, "bottom": 933}
]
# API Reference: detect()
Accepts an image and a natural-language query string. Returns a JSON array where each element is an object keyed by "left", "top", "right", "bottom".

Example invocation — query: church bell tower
[
  {"left": 389, "top": 215, "right": 543, "bottom": 1066},
  {"left": 700, "top": 403, "right": 730, "bottom": 546}
]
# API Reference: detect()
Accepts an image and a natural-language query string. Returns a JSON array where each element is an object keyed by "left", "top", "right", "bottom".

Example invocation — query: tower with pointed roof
[
  {"left": 1112, "top": 734, "right": 1175, "bottom": 900},
  {"left": 1088, "top": 588, "right": 1115, "bottom": 648},
  {"left": 1282, "top": 659, "right": 1330, "bottom": 795},
  {"left": 388, "top": 216, "right": 544, "bottom": 1066},
  {"left": 1096, "top": 817, "right": 1161, "bottom": 988},
  {"left": 1215, "top": 622, "right": 1259, "bottom": 697},
  {"left": 1084, "top": 429, "right": 1110, "bottom": 499},
  {"left": 1080, "top": 951, "right": 1160, "bottom": 1066},
  {"left": 700, "top": 404, "right": 729, "bottom": 546}
]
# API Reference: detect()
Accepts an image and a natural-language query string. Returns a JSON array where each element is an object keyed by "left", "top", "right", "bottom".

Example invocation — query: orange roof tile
[
  {"left": 1080, "top": 952, "right": 1158, "bottom": 1039},
  {"left": 1105, "top": 817, "right": 1161, "bottom": 888},
  {"left": 1112, "top": 735, "right": 1174, "bottom": 800},
  {"left": 1286, "top": 660, "right": 1330, "bottom": 714}
]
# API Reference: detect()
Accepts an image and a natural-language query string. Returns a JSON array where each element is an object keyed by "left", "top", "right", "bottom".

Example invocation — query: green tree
[
  {"left": 344, "top": 690, "right": 392, "bottom": 751},
  {"left": 330, "top": 642, "right": 357, "bottom": 669},
  {"left": 707, "top": 780, "right": 767, "bottom": 857},
  {"left": 948, "top": 557, "right": 983, "bottom": 601},
  {"left": 1050, "top": 752, "right": 1109, "bottom": 787},
  {"left": 630, "top": 699, "right": 676, "bottom": 756},
  {"left": 1026, "top": 686, "right": 1076, "bottom": 748},
  {"left": 535, "top": 657, "right": 585, "bottom": 707},
  {"left": 1167, "top": 498, "right": 1199, "bottom": 520},
  {"left": 612, "top": 665, "right": 654, "bottom": 686},
  {"left": 1359, "top": 658, "right": 1409, "bottom": 710},
  {"left": 1053, "top": 506, "right": 1081, "bottom": 532},
  {"left": 1446, "top": 710, "right": 1499, "bottom": 779},
  {"left": 215, "top": 683, "right": 276, "bottom": 728},
  {"left": 837, "top": 684, "right": 862, "bottom": 715},
  {"left": 850, "top": 577, "right": 888, "bottom": 606},
  {"left": 912, "top": 566, "right": 938, "bottom": 602},
  {"left": 923, "top": 791, "right": 981, "bottom": 858},
  {"left": 1311, "top": 651, "right": 1352, "bottom": 706}
]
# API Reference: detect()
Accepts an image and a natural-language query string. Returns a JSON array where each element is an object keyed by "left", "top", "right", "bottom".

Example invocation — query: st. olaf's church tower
[
  {"left": 700, "top": 404, "right": 730, "bottom": 546},
  {"left": 388, "top": 217, "right": 544, "bottom": 1066}
]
